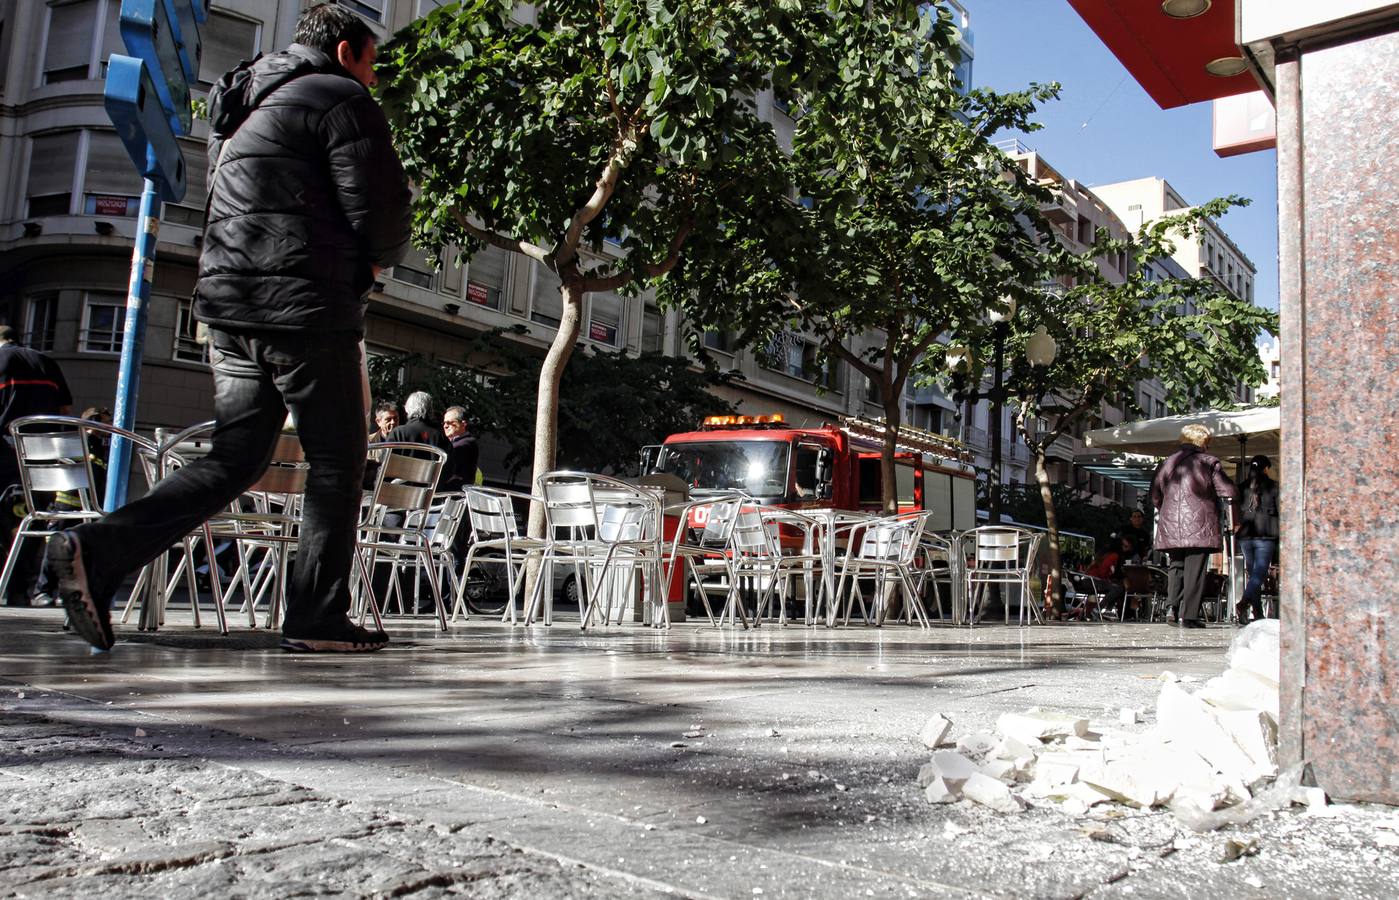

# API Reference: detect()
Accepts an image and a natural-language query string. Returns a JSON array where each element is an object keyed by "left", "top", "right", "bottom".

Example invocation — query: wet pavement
[{"left": 1, "top": 608, "right": 1395, "bottom": 898}]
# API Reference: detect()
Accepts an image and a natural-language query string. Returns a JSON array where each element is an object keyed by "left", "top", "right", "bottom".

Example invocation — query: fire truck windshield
[{"left": 657, "top": 440, "right": 790, "bottom": 498}]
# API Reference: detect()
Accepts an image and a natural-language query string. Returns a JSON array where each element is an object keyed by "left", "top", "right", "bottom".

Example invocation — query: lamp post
[{"left": 948, "top": 296, "right": 1017, "bottom": 525}]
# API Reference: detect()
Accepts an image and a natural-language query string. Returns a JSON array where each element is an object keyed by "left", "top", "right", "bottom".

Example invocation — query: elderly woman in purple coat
[{"left": 1150, "top": 424, "right": 1239, "bottom": 629}]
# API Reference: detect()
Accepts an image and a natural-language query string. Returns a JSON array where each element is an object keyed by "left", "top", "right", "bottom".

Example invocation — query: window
[
  {"left": 83, "top": 130, "right": 142, "bottom": 205},
  {"left": 173, "top": 301, "right": 208, "bottom": 363},
  {"left": 26, "top": 130, "right": 79, "bottom": 217},
  {"left": 587, "top": 293, "right": 622, "bottom": 347},
  {"left": 531, "top": 266, "right": 562, "bottom": 327},
  {"left": 416, "top": 0, "right": 450, "bottom": 15},
  {"left": 199, "top": 9, "right": 261, "bottom": 86},
  {"left": 702, "top": 330, "right": 735, "bottom": 353},
  {"left": 164, "top": 138, "right": 208, "bottom": 222},
  {"left": 25, "top": 295, "right": 59, "bottom": 352},
  {"left": 81, "top": 295, "right": 126, "bottom": 354},
  {"left": 641, "top": 306, "right": 663, "bottom": 353},
  {"left": 42, "top": 0, "right": 97, "bottom": 84},
  {"left": 335, "top": 0, "right": 385, "bottom": 23},
  {"left": 392, "top": 246, "right": 437, "bottom": 290},
  {"left": 765, "top": 331, "right": 835, "bottom": 388},
  {"left": 465, "top": 245, "right": 507, "bottom": 310}
]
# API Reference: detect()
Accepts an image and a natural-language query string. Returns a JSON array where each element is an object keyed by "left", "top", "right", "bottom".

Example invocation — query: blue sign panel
[
  {"left": 103, "top": 54, "right": 187, "bottom": 203},
  {"left": 119, "top": 0, "right": 193, "bottom": 133}
]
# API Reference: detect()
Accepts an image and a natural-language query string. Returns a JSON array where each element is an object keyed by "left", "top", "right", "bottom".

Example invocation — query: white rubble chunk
[
  {"left": 991, "top": 736, "right": 1035, "bottom": 763},
  {"left": 1291, "top": 786, "right": 1329, "bottom": 812},
  {"left": 997, "top": 709, "right": 1089, "bottom": 745},
  {"left": 955, "top": 731, "right": 998, "bottom": 757},
  {"left": 917, "top": 762, "right": 939, "bottom": 789},
  {"left": 919, "top": 713, "right": 955, "bottom": 749},
  {"left": 1199, "top": 668, "right": 1280, "bottom": 722},
  {"left": 1119, "top": 707, "right": 1144, "bottom": 726},
  {"left": 1026, "top": 749, "right": 1104, "bottom": 790},
  {"left": 923, "top": 776, "right": 958, "bottom": 804},
  {"left": 1065, "top": 735, "right": 1102, "bottom": 750},
  {"left": 929, "top": 750, "right": 978, "bottom": 787},
  {"left": 978, "top": 758, "right": 1016, "bottom": 783},
  {"left": 1214, "top": 708, "right": 1279, "bottom": 778},
  {"left": 1156, "top": 681, "right": 1266, "bottom": 783},
  {"left": 962, "top": 772, "right": 1023, "bottom": 813},
  {"left": 1227, "top": 619, "right": 1280, "bottom": 686}
]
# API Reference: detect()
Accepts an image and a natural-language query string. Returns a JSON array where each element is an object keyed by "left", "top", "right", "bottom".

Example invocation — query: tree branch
[
  {"left": 641, "top": 221, "right": 693, "bottom": 278},
  {"left": 451, "top": 208, "right": 553, "bottom": 268},
  {"left": 557, "top": 125, "right": 640, "bottom": 267},
  {"left": 830, "top": 340, "right": 878, "bottom": 381}
]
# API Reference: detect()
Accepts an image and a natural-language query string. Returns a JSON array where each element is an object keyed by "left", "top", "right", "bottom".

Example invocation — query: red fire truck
[{"left": 642, "top": 414, "right": 978, "bottom": 531}]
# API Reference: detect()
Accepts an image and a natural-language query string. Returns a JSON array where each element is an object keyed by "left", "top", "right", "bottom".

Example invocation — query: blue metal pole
[{"left": 104, "top": 153, "right": 162, "bottom": 512}]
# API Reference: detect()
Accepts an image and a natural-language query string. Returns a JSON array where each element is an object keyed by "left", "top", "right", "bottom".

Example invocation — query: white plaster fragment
[
  {"left": 955, "top": 731, "right": 998, "bottom": 757},
  {"left": 997, "top": 709, "right": 1089, "bottom": 745},
  {"left": 919, "top": 713, "right": 955, "bottom": 749},
  {"left": 1119, "top": 707, "right": 1143, "bottom": 726},
  {"left": 978, "top": 758, "right": 1016, "bottom": 783},
  {"left": 962, "top": 772, "right": 1023, "bottom": 813},
  {"left": 929, "top": 750, "right": 978, "bottom": 788},
  {"left": 923, "top": 776, "right": 958, "bottom": 804}
]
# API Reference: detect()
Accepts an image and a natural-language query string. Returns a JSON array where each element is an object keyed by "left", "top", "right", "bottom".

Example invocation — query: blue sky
[{"left": 967, "top": 0, "right": 1280, "bottom": 311}]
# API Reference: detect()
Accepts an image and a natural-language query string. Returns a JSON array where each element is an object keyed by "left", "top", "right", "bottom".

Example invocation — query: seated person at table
[{"left": 1076, "top": 536, "right": 1136, "bottom": 618}]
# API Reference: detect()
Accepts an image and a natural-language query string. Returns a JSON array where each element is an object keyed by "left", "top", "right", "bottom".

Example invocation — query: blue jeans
[
  {"left": 1240, "top": 538, "right": 1277, "bottom": 619},
  {"left": 72, "top": 328, "right": 366, "bottom": 634}
]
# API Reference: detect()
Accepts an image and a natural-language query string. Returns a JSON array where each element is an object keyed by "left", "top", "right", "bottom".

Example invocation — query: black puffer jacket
[{"left": 196, "top": 44, "right": 412, "bottom": 333}]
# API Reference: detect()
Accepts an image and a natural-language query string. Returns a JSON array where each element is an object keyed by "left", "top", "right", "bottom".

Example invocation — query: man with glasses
[{"left": 441, "top": 406, "right": 479, "bottom": 492}]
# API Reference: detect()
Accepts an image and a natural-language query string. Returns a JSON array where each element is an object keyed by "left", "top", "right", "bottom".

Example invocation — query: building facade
[{"left": 0, "top": 0, "right": 927, "bottom": 484}]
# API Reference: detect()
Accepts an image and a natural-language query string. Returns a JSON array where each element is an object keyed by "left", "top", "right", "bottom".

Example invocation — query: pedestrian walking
[
  {"left": 1149, "top": 424, "right": 1238, "bottom": 629},
  {"left": 1236, "top": 454, "right": 1279, "bottom": 624},
  {"left": 44, "top": 3, "right": 412, "bottom": 653}
]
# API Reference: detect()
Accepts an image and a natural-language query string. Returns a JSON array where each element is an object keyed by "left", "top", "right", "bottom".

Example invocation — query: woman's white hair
[
  {"left": 1180, "top": 423, "right": 1212, "bottom": 447},
  {"left": 404, "top": 391, "right": 435, "bottom": 421}
]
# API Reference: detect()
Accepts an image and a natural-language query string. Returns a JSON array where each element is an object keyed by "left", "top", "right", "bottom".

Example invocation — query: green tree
[
  {"left": 662, "top": 5, "right": 1069, "bottom": 511},
  {"left": 377, "top": 1, "right": 817, "bottom": 531},
  {"left": 367, "top": 330, "right": 738, "bottom": 482},
  {"left": 961, "top": 200, "right": 1279, "bottom": 613}
]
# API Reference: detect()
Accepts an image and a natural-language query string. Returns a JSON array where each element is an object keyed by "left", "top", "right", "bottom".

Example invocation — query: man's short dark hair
[{"left": 294, "top": 3, "right": 376, "bottom": 60}]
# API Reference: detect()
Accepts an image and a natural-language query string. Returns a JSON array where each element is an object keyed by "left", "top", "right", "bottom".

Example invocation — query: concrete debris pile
[{"left": 916, "top": 621, "right": 1303, "bottom": 829}]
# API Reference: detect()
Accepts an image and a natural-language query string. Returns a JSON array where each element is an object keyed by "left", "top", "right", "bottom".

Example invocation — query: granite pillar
[{"left": 1272, "top": 24, "right": 1399, "bottom": 805}]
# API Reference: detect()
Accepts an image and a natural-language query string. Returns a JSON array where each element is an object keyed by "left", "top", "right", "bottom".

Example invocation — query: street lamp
[{"left": 948, "top": 295, "right": 1017, "bottom": 525}]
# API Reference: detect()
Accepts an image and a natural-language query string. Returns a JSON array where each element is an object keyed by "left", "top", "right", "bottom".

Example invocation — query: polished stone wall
[{"left": 1277, "top": 26, "right": 1399, "bottom": 805}]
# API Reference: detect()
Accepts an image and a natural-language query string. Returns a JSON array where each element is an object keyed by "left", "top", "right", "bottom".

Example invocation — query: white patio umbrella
[{"left": 1084, "top": 406, "right": 1281, "bottom": 468}]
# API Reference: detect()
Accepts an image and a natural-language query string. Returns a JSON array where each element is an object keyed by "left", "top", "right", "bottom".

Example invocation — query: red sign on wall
[
  {"left": 466, "top": 281, "right": 491, "bottom": 306},
  {"left": 589, "top": 320, "right": 618, "bottom": 345}
]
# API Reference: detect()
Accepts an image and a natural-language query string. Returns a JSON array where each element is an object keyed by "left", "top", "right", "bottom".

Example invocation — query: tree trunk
[
  {"left": 1033, "top": 445, "right": 1064, "bottom": 616},
  {"left": 527, "top": 276, "right": 585, "bottom": 540},
  {"left": 880, "top": 387, "right": 902, "bottom": 515}
]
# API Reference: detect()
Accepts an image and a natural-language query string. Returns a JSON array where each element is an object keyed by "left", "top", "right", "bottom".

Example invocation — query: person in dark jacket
[
  {"left": 1236, "top": 454, "right": 1279, "bottom": 624},
  {"left": 1150, "top": 424, "right": 1239, "bottom": 629},
  {"left": 441, "top": 406, "right": 479, "bottom": 492},
  {"left": 45, "top": 4, "right": 412, "bottom": 654}
]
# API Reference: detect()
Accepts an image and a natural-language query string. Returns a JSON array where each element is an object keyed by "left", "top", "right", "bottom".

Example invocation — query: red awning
[{"left": 1066, "top": 0, "right": 1259, "bottom": 109}]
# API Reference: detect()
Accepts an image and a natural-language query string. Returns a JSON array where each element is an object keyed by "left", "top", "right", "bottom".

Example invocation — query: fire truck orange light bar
[{"left": 701, "top": 413, "right": 785, "bottom": 427}]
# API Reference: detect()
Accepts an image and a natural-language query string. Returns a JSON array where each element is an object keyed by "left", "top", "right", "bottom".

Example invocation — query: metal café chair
[
  {"left": 528, "top": 472, "right": 663, "bottom": 629},
  {"left": 660, "top": 494, "right": 747, "bottom": 627},
  {"left": 453, "top": 486, "right": 547, "bottom": 625},
  {"left": 965, "top": 525, "right": 1043, "bottom": 626},
  {"left": 0, "top": 415, "right": 155, "bottom": 607},
  {"left": 356, "top": 442, "right": 449, "bottom": 631},
  {"left": 835, "top": 510, "right": 938, "bottom": 628}
]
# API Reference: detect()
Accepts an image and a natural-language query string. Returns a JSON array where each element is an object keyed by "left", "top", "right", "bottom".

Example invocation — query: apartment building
[
  {"left": 1092, "top": 176, "right": 1258, "bottom": 406},
  {"left": 0, "top": 0, "right": 920, "bottom": 482}
]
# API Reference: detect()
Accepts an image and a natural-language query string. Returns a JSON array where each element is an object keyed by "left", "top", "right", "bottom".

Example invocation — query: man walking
[{"left": 45, "top": 3, "right": 412, "bottom": 653}]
